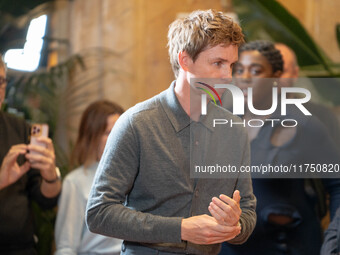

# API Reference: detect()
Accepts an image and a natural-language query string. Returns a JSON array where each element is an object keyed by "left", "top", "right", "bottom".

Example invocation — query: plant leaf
[{"left": 336, "top": 23, "right": 340, "bottom": 50}]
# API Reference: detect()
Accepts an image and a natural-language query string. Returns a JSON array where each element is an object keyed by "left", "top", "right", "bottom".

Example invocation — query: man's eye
[{"left": 214, "top": 61, "right": 222, "bottom": 67}]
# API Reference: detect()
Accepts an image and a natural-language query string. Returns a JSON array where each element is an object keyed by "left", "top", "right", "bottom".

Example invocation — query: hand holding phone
[{"left": 26, "top": 124, "right": 60, "bottom": 193}]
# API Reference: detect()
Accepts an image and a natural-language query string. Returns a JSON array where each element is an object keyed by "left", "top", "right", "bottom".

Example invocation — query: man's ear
[{"left": 178, "top": 51, "right": 192, "bottom": 72}]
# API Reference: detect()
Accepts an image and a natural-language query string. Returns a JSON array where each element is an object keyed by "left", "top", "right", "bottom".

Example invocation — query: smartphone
[{"left": 30, "top": 123, "right": 49, "bottom": 154}]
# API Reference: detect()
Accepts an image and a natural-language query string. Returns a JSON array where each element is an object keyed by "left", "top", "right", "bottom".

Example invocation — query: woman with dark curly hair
[{"left": 220, "top": 40, "right": 340, "bottom": 255}]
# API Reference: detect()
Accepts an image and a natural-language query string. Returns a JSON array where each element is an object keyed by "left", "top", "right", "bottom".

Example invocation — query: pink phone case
[{"left": 30, "top": 124, "right": 49, "bottom": 154}]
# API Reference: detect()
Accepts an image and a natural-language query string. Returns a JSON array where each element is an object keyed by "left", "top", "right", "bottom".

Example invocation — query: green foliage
[{"left": 336, "top": 23, "right": 340, "bottom": 50}]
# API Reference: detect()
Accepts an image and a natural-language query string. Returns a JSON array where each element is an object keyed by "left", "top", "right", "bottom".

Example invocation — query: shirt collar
[
  {"left": 160, "top": 81, "right": 190, "bottom": 133},
  {"left": 160, "top": 81, "right": 220, "bottom": 133}
]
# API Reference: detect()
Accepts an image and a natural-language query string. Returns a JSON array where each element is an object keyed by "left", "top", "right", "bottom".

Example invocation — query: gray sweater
[{"left": 86, "top": 82, "right": 256, "bottom": 255}]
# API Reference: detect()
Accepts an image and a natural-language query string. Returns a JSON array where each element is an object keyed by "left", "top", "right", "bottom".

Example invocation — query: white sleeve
[{"left": 54, "top": 174, "right": 85, "bottom": 255}]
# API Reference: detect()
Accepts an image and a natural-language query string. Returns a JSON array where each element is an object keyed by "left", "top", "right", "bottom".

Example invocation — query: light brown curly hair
[{"left": 167, "top": 9, "right": 244, "bottom": 78}]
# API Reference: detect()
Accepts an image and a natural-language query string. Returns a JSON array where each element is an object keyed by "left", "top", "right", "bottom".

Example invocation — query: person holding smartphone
[{"left": 0, "top": 54, "right": 61, "bottom": 255}]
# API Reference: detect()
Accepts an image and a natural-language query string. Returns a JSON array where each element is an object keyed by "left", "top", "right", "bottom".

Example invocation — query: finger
[
  {"left": 205, "top": 229, "right": 241, "bottom": 244},
  {"left": 35, "top": 137, "right": 54, "bottom": 152},
  {"left": 29, "top": 162, "right": 50, "bottom": 171},
  {"left": 204, "top": 229, "right": 239, "bottom": 241},
  {"left": 30, "top": 162, "right": 48, "bottom": 171},
  {"left": 8, "top": 148, "right": 27, "bottom": 154},
  {"left": 9, "top": 146, "right": 28, "bottom": 155},
  {"left": 208, "top": 204, "right": 225, "bottom": 224},
  {"left": 26, "top": 154, "right": 55, "bottom": 169},
  {"left": 210, "top": 201, "right": 239, "bottom": 226},
  {"left": 212, "top": 196, "right": 241, "bottom": 224},
  {"left": 233, "top": 190, "right": 241, "bottom": 204},
  {"left": 203, "top": 226, "right": 241, "bottom": 245},
  {"left": 25, "top": 148, "right": 54, "bottom": 163},
  {"left": 3, "top": 151, "right": 21, "bottom": 166},
  {"left": 9, "top": 144, "right": 28, "bottom": 151},
  {"left": 212, "top": 196, "right": 230, "bottom": 212},
  {"left": 212, "top": 222, "right": 241, "bottom": 234},
  {"left": 25, "top": 153, "right": 54, "bottom": 169},
  {"left": 212, "top": 197, "right": 239, "bottom": 220},
  {"left": 219, "top": 194, "right": 241, "bottom": 215},
  {"left": 19, "top": 162, "right": 31, "bottom": 174},
  {"left": 220, "top": 227, "right": 241, "bottom": 241},
  {"left": 205, "top": 235, "right": 237, "bottom": 244},
  {"left": 219, "top": 194, "right": 238, "bottom": 208},
  {"left": 219, "top": 224, "right": 241, "bottom": 235},
  {"left": 25, "top": 153, "right": 43, "bottom": 163},
  {"left": 27, "top": 144, "right": 49, "bottom": 156}
]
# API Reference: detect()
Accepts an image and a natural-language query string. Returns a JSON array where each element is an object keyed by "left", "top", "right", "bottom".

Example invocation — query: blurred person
[
  {"left": 273, "top": 43, "right": 299, "bottom": 87},
  {"left": 321, "top": 207, "right": 340, "bottom": 255},
  {"left": 276, "top": 42, "right": 340, "bottom": 224},
  {"left": 220, "top": 40, "right": 340, "bottom": 255},
  {"left": 86, "top": 10, "right": 256, "bottom": 255},
  {"left": 275, "top": 43, "right": 340, "bottom": 150},
  {"left": 276, "top": 42, "right": 340, "bottom": 255},
  {"left": 54, "top": 100, "right": 124, "bottom": 255},
  {"left": 0, "top": 55, "right": 61, "bottom": 254}
]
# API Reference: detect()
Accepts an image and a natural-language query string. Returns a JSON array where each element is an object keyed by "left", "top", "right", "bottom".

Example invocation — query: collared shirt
[{"left": 86, "top": 81, "right": 256, "bottom": 255}]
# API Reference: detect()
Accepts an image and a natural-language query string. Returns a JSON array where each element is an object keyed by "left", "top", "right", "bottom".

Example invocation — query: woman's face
[
  {"left": 233, "top": 50, "right": 279, "bottom": 110},
  {"left": 97, "top": 114, "right": 120, "bottom": 160}
]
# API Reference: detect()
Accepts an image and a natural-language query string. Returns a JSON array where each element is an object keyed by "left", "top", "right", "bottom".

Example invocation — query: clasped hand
[{"left": 181, "top": 190, "right": 242, "bottom": 244}]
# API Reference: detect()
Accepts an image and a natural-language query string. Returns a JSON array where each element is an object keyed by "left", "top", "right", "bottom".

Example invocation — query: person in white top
[{"left": 55, "top": 100, "right": 124, "bottom": 255}]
